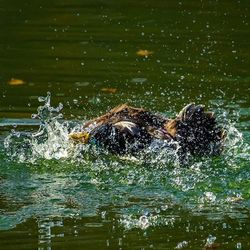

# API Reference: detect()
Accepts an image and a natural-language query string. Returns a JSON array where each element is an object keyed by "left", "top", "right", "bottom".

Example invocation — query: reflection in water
[
  {"left": 38, "top": 217, "right": 64, "bottom": 250},
  {"left": 38, "top": 218, "right": 52, "bottom": 250}
]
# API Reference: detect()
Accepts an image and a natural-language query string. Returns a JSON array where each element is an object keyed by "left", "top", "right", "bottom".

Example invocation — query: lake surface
[{"left": 0, "top": 0, "right": 249, "bottom": 249}]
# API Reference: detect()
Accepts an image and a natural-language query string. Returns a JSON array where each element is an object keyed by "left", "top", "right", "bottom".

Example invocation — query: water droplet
[
  {"left": 175, "top": 241, "right": 188, "bottom": 249},
  {"left": 236, "top": 242, "right": 242, "bottom": 249},
  {"left": 205, "top": 234, "right": 216, "bottom": 247}
]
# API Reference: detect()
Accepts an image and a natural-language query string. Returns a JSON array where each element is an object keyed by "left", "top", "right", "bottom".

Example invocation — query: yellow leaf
[
  {"left": 101, "top": 88, "right": 117, "bottom": 93},
  {"left": 8, "top": 78, "right": 25, "bottom": 85},
  {"left": 136, "top": 49, "right": 154, "bottom": 57}
]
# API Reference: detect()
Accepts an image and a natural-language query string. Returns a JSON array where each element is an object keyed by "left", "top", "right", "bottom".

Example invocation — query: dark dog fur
[{"left": 70, "top": 103, "right": 225, "bottom": 158}]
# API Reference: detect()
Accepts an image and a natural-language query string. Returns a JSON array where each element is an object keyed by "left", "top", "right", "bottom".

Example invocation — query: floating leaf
[
  {"left": 101, "top": 88, "right": 117, "bottom": 93},
  {"left": 136, "top": 49, "right": 153, "bottom": 57},
  {"left": 8, "top": 78, "right": 25, "bottom": 85}
]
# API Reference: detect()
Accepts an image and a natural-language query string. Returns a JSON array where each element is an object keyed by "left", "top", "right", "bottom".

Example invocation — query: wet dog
[{"left": 70, "top": 103, "right": 225, "bottom": 159}]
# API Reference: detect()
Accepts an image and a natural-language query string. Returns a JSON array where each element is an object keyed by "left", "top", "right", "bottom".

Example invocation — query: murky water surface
[{"left": 0, "top": 1, "right": 249, "bottom": 249}]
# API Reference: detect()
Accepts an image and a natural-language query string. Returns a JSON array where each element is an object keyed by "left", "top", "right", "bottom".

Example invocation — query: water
[{"left": 0, "top": 0, "right": 250, "bottom": 249}]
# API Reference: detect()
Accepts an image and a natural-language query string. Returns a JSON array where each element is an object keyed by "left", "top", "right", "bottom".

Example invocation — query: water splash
[
  {"left": 4, "top": 92, "right": 76, "bottom": 162},
  {"left": 32, "top": 92, "right": 63, "bottom": 124},
  {"left": 2, "top": 93, "right": 249, "bottom": 231},
  {"left": 4, "top": 92, "right": 183, "bottom": 165}
]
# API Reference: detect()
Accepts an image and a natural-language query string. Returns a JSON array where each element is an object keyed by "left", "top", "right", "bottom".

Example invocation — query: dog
[{"left": 69, "top": 103, "right": 225, "bottom": 159}]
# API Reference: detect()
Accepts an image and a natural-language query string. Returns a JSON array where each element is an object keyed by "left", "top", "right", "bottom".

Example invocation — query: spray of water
[
  {"left": 2, "top": 93, "right": 249, "bottom": 230},
  {"left": 4, "top": 92, "right": 248, "bottom": 169},
  {"left": 4, "top": 93, "right": 76, "bottom": 162},
  {"left": 4, "top": 93, "right": 183, "bottom": 165}
]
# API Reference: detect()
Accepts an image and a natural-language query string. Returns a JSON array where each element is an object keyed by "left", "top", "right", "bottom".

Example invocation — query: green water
[{"left": 0, "top": 0, "right": 249, "bottom": 249}]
